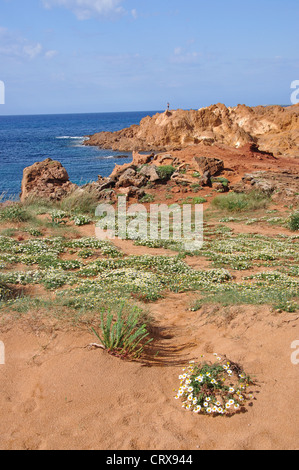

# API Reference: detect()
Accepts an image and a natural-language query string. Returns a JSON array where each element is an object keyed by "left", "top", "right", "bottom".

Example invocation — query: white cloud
[
  {"left": 45, "top": 50, "right": 58, "bottom": 59},
  {"left": 131, "top": 9, "right": 138, "bottom": 20},
  {"left": 23, "top": 43, "right": 43, "bottom": 60},
  {"left": 0, "top": 27, "right": 43, "bottom": 60},
  {"left": 42, "top": 0, "right": 126, "bottom": 20}
]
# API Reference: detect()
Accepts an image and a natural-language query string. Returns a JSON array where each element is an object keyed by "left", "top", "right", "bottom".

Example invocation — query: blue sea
[{"left": 0, "top": 111, "right": 161, "bottom": 201}]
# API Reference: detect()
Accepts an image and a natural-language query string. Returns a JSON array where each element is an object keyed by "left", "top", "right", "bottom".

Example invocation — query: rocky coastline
[{"left": 18, "top": 104, "right": 299, "bottom": 206}]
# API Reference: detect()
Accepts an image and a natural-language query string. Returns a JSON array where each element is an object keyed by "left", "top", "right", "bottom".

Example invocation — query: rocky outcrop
[
  {"left": 193, "top": 156, "right": 224, "bottom": 176},
  {"left": 231, "top": 170, "right": 299, "bottom": 203},
  {"left": 85, "top": 103, "right": 299, "bottom": 158},
  {"left": 20, "top": 158, "right": 77, "bottom": 202}
]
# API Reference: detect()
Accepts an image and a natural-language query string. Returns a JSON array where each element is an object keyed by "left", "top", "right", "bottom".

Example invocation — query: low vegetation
[
  {"left": 212, "top": 191, "right": 271, "bottom": 212},
  {"left": 175, "top": 357, "right": 255, "bottom": 416}
]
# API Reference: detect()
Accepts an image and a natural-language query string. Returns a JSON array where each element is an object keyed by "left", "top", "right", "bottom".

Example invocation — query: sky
[{"left": 0, "top": 0, "right": 299, "bottom": 115}]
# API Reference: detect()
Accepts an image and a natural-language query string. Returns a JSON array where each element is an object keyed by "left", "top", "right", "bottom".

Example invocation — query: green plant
[
  {"left": 190, "top": 184, "right": 201, "bottom": 193},
  {"left": 91, "top": 305, "right": 152, "bottom": 359},
  {"left": 192, "top": 197, "right": 207, "bottom": 204},
  {"left": 0, "top": 204, "right": 31, "bottom": 222},
  {"left": 50, "top": 210, "right": 68, "bottom": 225},
  {"left": 0, "top": 282, "right": 12, "bottom": 301},
  {"left": 70, "top": 214, "right": 92, "bottom": 226},
  {"left": 59, "top": 188, "right": 99, "bottom": 215},
  {"left": 211, "top": 177, "right": 229, "bottom": 187},
  {"left": 174, "top": 356, "right": 255, "bottom": 416},
  {"left": 156, "top": 166, "right": 176, "bottom": 181},
  {"left": 212, "top": 191, "right": 270, "bottom": 212},
  {"left": 140, "top": 194, "right": 155, "bottom": 203},
  {"left": 288, "top": 212, "right": 299, "bottom": 231}
]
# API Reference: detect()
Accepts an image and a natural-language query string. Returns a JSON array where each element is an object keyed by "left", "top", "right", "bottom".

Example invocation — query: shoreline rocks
[{"left": 84, "top": 103, "right": 299, "bottom": 158}]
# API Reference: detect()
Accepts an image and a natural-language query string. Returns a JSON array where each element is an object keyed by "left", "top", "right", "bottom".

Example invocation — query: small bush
[
  {"left": 175, "top": 356, "right": 255, "bottom": 416},
  {"left": 0, "top": 204, "right": 31, "bottom": 222},
  {"left": 140, "top": 194, "right": 155, "bottom": 203},
  {"left": 288, "top": 212, "right": 299, "bottom": 231},
  {"left": 0, "top": 282, "right": 12, "bottom": 301},
  {"left": 156, "top": 166, "right": 176, "bottom": 181},
  {"left": 211, "top": 177, "right": 229, "bottom": 187},
  {"left": 212, "top": 191, "right": 270, "bottom": 212}
]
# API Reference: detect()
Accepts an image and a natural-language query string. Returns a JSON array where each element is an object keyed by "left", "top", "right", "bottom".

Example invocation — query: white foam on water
[{"left": 56, "top": 136, "right": 87, "bottom": 140}]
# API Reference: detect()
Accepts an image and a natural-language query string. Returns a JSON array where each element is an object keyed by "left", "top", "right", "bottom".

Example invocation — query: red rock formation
[
  {"left": 85, "top": 103, "right": 299, "bottom": 158},
  {"left": 20, "top": 158, "right": 77, "bottom": 202}
]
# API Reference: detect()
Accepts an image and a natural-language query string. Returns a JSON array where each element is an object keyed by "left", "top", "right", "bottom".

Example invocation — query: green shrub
[
  {"left": 212, "top": 191, "right": 270, "bottom": 212},
  {"left": 0, "top": 282, "right": 12, "bottom": 301},
  {"left": 288, "top": 212, "right": 299, "bottom": 231},
  {"left": 0, "top": 204, "right": 31, "bottom": 222},
  {"left": 174, "top": 356, "right": 254, "bottom": 416},
  {"left": 156, "top": 166, "right": 176, "bottom": 181},
  {"left": 211, "top": 177, "right": 229, "bottom": 187},
  {"left": 140, "top": 194, "right": 155, "bottom": 203}
]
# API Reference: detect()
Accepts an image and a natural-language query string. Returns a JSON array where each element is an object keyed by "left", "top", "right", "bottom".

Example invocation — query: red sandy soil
[{"left": 0, "top": 299, "right": 298, "bottom": 450}]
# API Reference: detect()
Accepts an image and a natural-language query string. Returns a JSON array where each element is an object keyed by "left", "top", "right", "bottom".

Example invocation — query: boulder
[
  {"left": 116, "top": 168, "right": 147, "bottom": 188},
  {"left": 20, "top": 158, "right": 77, "bottom": 202},
  {"left": 139, "top": 165, "right": 160, "bottom": 182},
  {"left": 193, "top": 156, "right": 224, "bottom": 176},
  {"left": 199, "top": 171, "right": 212, "bottom": 187}
]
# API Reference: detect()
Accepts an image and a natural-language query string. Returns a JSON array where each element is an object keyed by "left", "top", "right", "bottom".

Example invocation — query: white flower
[{"left": 193, "top": 405, "right": 201, "bottom": 413}]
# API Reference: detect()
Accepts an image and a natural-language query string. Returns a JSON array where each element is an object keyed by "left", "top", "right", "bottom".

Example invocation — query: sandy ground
[{"left": 0, "top": 290, "right": 298, "bottom": 450}]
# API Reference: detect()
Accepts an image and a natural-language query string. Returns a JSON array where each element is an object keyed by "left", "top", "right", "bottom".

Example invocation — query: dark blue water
[{"left": 0, "top": 111, "right": 160, "bottom": 200}]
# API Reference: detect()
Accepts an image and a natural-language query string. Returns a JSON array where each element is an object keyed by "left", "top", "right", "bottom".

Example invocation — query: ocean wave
[{"left": 56, "top": 136, "right": 87, "bottom": 140}]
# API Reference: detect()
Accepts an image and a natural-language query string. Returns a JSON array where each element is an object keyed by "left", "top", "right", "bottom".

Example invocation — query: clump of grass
[
  {"left": 212, "top": 191, "right": 270, "bottom": 212},
  {"left": 175, "top": 356, "right": 255, "bottom": 416},
  {"left": 140, "top": 193, "right": 155, "bottom": 203},
  {"left": 0, "top": 282, "right": 13, "bottom": 301},
  {"left": 0, "top": 204, "right": 31, "bottom": 222},
  {"left": 211, "top": 177, "right": 229, "bottom": 187},
  {"left": 156, "top": 165, "right": 176, "bottom": 181},
  {"left": 91, "top": 304, "right": 153, "bottom": 359},
  {"left": 59, "top": 188, "right": 99, "bottom": 216},
  {"left": 0, "top": 228, "right": 18, "bottom": 237},
  {"left": 287, "top": 212, "right": 299, "bottom": 231},
  {"left": 22, "top": 195, "right": 55, "bottom": 215}
]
